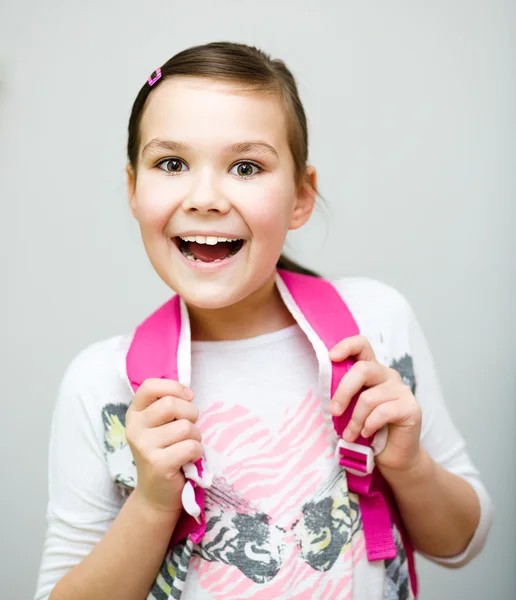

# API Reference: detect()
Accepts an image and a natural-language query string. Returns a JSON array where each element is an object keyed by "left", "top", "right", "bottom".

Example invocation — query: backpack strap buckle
[{"left": 335, "top": 438, "right": 374, "bottom": 476}]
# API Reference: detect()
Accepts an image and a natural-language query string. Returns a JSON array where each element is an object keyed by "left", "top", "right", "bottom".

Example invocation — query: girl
[{"left": 34, "top": 42, "right": 492, "bottom": 600}]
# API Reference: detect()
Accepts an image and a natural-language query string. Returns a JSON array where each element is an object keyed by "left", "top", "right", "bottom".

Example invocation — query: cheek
[
  {"left": 244, "top": 181, "right": 295, "bottom": 235},
  {"left": 134, "top": 180, "right": 178, "bottom": 233}
]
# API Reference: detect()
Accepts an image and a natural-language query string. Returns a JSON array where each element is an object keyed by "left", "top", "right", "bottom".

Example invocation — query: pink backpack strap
[
  {"left": 279, "top": 270, "right": 417, "bottom": 595},
  {"left": 126, "top": 295, "right": 207, "bottom": 545}
]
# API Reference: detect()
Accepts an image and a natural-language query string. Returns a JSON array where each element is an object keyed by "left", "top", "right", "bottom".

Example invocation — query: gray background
[{"left": 1, "top": 1, "right": 515, "bottom": 598}]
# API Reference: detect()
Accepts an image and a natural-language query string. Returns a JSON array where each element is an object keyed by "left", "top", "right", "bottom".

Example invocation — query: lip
[{"left": 171, "top": 237, "right": 247, "bottom": 271}]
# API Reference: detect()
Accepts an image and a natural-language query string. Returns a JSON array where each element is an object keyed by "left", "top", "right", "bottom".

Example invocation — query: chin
[
  {"left": 172, "top": 265, "right": 278, "bottom": 312},
  {"left": 179, "top": 283, "right": 250, "bottom": 311}
]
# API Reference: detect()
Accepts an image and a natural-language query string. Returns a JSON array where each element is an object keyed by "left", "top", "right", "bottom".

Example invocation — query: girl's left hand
[{"left": 329, "top": 335, "right": 423, "bottom": 474}]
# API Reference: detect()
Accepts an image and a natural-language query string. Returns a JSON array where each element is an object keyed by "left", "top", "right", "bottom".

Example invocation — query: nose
[{"left": 181, "top": 169, "right": 231, "bottom": 215}]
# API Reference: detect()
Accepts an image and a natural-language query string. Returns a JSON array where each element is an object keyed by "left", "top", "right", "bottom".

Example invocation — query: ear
[
  {"left": 126, "top": 163, "right": 137, "bottom": 218},
  {"left": 289, "top": 165, "right": 317, "bottom": 231}
]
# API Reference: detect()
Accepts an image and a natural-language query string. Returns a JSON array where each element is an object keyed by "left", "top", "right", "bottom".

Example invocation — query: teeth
[
  {"left": 180, "top": 247, "right": 229, "bottom": 262},
  {"left": 179, "top": 235, "right": 237, "bottom": 244}
]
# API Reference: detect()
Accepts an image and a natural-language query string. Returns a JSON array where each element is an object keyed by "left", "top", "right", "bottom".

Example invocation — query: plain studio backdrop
[{"left": 1, "top": 1, "right": 515, "bottom": 598}]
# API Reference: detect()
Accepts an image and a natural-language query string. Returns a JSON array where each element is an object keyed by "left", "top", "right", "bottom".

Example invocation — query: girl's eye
[
  {"left": 230, "top": 161, "right": 261, "bottom": 179},
  {"left": 157, "top": 158, "right": 188, "bottom": 174},
  {"left": 156, "top": 158, "right": 261, "bottom": 178}
]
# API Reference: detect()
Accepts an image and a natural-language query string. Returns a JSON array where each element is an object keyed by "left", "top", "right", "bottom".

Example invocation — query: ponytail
[{"left": 276, "top": 253, "right": 320, "bottom": 278}]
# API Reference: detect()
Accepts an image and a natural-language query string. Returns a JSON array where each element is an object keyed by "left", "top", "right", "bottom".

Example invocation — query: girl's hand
[
  {"left": 329, "top": 336, "right": 423, "bottom": 474},
  {"left": 125, "top": 378, "right": 204, "bottom": 516}
]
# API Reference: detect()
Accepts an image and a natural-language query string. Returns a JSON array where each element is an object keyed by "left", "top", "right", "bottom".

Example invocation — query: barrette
[{"left": 148, "top": 67, "right": 162, "bottom": 87}]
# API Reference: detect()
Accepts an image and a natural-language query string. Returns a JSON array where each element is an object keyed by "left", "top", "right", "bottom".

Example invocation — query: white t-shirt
[{"left": 34, "top": 278, "right": 493, "bottom": 600}]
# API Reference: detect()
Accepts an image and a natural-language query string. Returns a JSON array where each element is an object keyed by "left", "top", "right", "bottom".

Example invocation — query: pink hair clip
[{"left": 148, "top": 67, "right": 162, "bottom": 87}]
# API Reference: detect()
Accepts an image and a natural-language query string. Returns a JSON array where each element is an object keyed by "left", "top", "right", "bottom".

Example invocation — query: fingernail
[
  {"left": 184, "top": 387, "right": 194, "bottom": 399},
  {"left": 343, "top": 429, "right": 353, "bottom": 441},
  {"left": 329, "top": 401, "right": 339, "bottom": 415}
]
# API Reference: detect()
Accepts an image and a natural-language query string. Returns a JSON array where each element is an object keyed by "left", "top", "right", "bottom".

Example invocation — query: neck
[{"left": 187, "top": 271, "right": 296, "bottom": 341}]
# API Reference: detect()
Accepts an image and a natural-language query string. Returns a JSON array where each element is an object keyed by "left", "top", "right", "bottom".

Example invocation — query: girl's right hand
[{"left": 125, "top": 378, "right": 204, "bottom": 516}]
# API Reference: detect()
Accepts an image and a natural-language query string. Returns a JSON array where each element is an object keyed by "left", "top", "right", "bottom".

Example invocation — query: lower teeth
[
  {"left": 180, "top": 244, "right": 241, "bottom": 262},
  {"left": 182, "top": 251, "right": 227, "bottom": 262}
]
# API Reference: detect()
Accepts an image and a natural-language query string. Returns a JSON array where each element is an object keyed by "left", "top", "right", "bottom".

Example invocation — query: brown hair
[{"left": 127, "top": 41, "right": 320, "bottom": 277}]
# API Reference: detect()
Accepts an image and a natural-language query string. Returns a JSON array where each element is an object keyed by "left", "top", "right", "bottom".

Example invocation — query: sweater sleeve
[
  {"left": 34, "top": 341, "right": 126, "bottom": 600},
  {"left": 404, "top": 298, "right": 493, "bottom": 567}
]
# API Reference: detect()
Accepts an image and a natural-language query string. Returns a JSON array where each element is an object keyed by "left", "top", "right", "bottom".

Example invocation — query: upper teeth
[{"left": 179, "top": 235, "right": 234, "bottom": 245}]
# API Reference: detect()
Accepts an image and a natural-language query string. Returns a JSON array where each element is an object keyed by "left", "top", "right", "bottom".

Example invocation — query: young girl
[{"left": 34, "top": 42, "right": 492, "bottom": 600}]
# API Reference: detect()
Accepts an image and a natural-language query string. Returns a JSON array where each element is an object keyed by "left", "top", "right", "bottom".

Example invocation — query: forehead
[{"left": 139, "top": 77, "right": 289, "bottom": 153}]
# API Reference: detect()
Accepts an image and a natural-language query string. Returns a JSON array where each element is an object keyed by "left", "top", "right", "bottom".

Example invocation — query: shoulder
[
  {"left": 61, "top": 333, "right": 132, "bottom": 386},
  {"left": 328, "top": 276, "right": 413, "bottom": 367},
  {"left": 330, "top": 276, "right": 412, "bottom": 325},
  {"left": 56, "top": 333, "right": 134, "bottom": 415}
]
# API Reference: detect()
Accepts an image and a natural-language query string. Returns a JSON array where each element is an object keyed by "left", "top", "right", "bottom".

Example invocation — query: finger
[
  {"left": 342, "top": 381, "right": 400, "bottom": 442},
  {"left": 361, "top": 401, "right": 405, "bottom": 439},
  {"left": 329, "top": 360, "right": 389, "bottom": 417},
  {"left": 148, "top": 419, "right": 202, "bottom": 448},
  {"left": 130, "top": 378, "right": 193, "bottom": 412},
  {"left": 161, "top": 439, "right": 205, "bottom": 473},
  {"left": 141, "top": 395, "right": 199, "bottom": 428},
  {"left": 329, "top": 335, "right": 376, "bottom": 362}
]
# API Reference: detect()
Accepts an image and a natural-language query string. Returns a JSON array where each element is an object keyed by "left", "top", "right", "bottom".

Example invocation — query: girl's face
[{"left": 127, "top": 77, "right": 316, "bottom": 309}]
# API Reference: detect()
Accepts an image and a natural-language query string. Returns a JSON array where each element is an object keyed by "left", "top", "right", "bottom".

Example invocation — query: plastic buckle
[{"left": 335, "top": 439, "right": 374, "bottom": 477}]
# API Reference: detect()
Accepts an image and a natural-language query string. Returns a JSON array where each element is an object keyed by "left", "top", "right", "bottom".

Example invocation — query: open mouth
[{"left": 174, "top": 235, "right": 245, "bottom": 263}]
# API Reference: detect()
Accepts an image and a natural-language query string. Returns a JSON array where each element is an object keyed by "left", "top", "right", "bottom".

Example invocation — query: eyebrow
[{"left": 141, "top": 138, "right": 280, "bottom": 160}]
